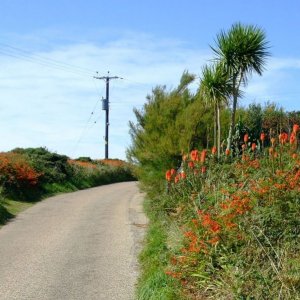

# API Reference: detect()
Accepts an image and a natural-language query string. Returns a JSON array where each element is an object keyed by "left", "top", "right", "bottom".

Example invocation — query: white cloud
[
  {"left": 0, "top": 33, "right": 209, "bottom": 159},
  {"left": 1, "top": 33, "right": 300, "bottom": 159},
  {"left": 243, "top": 57, "right": 300, "bottom": 110}
]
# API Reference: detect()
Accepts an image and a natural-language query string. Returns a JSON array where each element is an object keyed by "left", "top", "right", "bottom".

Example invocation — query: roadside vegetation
[
  {"left": 0, "top": 147, "right": 135, "bottom": 225},
  {"left": 128, "top": 23, "right": 300, "bottom": 299}
]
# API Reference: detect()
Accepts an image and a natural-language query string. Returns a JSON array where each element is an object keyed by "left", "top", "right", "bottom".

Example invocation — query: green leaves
[
  {"left": 212, "top": 22, "right": 270, "bottom": 82},
  {"left": 127, "top": 72, "right": 212, "bottom": 191}
]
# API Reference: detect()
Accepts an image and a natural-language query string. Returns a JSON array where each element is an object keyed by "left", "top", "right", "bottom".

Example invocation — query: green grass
[
  {"left": 136, "top": 197, "right": 185, "bottom": 300},
  {"left": 0, "top": 198, "right": 34, "bottom": 226}
]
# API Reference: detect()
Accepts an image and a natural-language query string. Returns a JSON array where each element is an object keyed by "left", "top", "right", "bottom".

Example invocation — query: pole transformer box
[{"left": 102, "top": 99, "right": 108, "bottom": 111}]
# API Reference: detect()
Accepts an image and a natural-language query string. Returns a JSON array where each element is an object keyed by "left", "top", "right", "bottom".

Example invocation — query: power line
[
  {"left": 72, "top": 98, "right": 103, "bottom": 156},
  {"left": 0, "top": 42, "right": 95, "bottom": 74},
  {"left": 0, "top": 43, "right": 98, "bottom": 77},
  {"left": 0, "top": 49, "right": 92, "bottom": 78}
]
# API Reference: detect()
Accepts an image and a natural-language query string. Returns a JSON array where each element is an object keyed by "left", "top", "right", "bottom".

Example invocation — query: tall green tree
[
  {"left": 127, "top": 72, "right": 195, "bottom": 188},
  {"left": 211, "top": 23, "right": 270, "bottom": 149},
  {"left": 200, "top": 63, "right": 231, "bottom": 158}
]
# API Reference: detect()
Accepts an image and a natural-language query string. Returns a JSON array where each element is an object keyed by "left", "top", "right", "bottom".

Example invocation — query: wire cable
[{"left": 0, "top": 42, "right": 97, "bottom": 76}]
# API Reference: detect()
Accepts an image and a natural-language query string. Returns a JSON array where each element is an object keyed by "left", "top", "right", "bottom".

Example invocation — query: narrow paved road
[{"left": 0, "top": 182, "right": 146, "bottom": 300}]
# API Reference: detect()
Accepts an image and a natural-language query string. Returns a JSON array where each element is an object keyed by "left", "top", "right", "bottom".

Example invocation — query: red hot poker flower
[
  {"left": 251, "top": 143, "right": 256, "bottom": 151},
  {"left": 166, "top": 170, "right": 172, "bottom": 181},
  {"left": 211, "top": 146, "right": 217, "bottom": 155},
  {"left": 225, "top": 149, "right": 230, "bottom": 156},
  {"left": 290, "top": 132, "right": 296, "bottom": 145},
  {"left": 260, "top": 133, "right": 266, "bottom": 141},
  {"left": 279, "top": 132, "right": 288, "bottom": 144},
  {"left": 200, "top": 150, "right": 207, "bottom": 163},
  {"left": 190, "top": 150, "right": 199, "bottom": 161},
  {"left": 244, "top": 134, "right": 249, "bottom": 143},
  {"left": 293, "top": 124, "right": 299, "bottom": 134},
  {"left": 188, "top": 161, "right": 195, "bottom": 169}
]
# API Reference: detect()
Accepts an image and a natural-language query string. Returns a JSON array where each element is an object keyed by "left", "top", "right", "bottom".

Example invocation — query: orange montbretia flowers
[
  {"left": 198, "top": 211, "right": 221, "bottom": 234},
  {"left": 68, "top": 159, "right": 97, "bottom": 169},
  {"left": 0, "top": 152, "right": 41, "bottom": 186}
]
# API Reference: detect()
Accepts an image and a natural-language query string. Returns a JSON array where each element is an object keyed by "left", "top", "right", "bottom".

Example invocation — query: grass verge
[
  {"left": 136, "top": 196, "right": 185, "bottom": 300},
  {"left": 0, "top": 197, "right": 34, "bottom": 227}
]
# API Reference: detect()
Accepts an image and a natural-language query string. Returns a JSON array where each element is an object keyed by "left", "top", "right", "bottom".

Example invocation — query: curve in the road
[{"left": 0, "top": 182, "right": 146, "bottom": 300}]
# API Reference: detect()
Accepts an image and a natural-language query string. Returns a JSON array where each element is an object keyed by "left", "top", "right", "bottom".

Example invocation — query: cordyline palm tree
[
  {"left": 211, "top": 22, "right": 270, "bottom": 150},
  {"left": 200, "top": 63, "right": 231, "bottom": 158}
]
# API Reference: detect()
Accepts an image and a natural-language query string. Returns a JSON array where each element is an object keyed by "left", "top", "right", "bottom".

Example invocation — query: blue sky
[{"left": 1, "top": 0, "right": 300, "bottom": 159}]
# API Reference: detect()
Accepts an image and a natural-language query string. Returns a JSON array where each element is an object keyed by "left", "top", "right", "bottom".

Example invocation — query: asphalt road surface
[{"left": 0, "top": 182, "right": 147, "bottom": 300}]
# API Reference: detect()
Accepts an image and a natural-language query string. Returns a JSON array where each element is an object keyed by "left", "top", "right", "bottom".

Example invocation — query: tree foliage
[
  {"left": 127, "top": 72, "right": 213, "bottom": 190},
  {"left": 211, "top": 22, "right": 270, "bottom": 149}
]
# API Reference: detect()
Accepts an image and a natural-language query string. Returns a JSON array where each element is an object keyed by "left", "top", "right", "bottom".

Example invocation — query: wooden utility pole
[{"left": 94, "top": 72, "right": 121, "bottom": 159}]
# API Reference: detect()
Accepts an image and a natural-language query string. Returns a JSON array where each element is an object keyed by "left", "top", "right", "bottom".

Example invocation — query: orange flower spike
[
  {"left": 279, "top": 132, "right": 288, "bottom": 144},
  {"left": 201, "top": 166, "right": 206, "bottom": 174},
  {"left": 244, "top": 133, "right": 249, "bottom": 143},
  {"left": 293, "top": 124, "right": 299, "bottom": 134},
  {"left": 188, "top": 161, "right": 195, "bottom": 169},
  {"left": 200, "top": 150, "right": 207, "bottom": 163},
  {"left": 225, "top": 149, "right": 230, "bottom": 156},
  {"left": 174, "top": 175, "right": 180, "bottom": 183},
  {"left": 165, "top": 170, "right": 172, "bottom": 181},
  {"left": 170, "top": 168, "right": 176, "bottom": 176},
  {"left": 190, "top": 149, "right": 199, "bottom": 161},
  {"left": 260, "top": 132, "right": 266, "bottom": 141},
  {"left": 211, "top": 146, "right": 217, "bottom": 155},
  {"left": 251, "top": 143, "right": 256, "bottom": 151},
  {"left": 180, "top": 172, "right": 186, "bottom": 179},
  {"left": 290, "top": 132, "right": 296, "bottom": 145}
]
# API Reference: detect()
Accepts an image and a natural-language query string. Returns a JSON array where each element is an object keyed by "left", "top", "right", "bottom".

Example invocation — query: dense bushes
[
  {"left": 0, "top": 147, "right": 135, "bottom": 224},
  {"left": 139, "top": 130, "right": 300, "bottom": 299},
  {"left": 129, "top": 23, "right": 300, "bottom": 299},
  {"left": 128, "top": 72, "right": 300, "bottom": 299}
]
